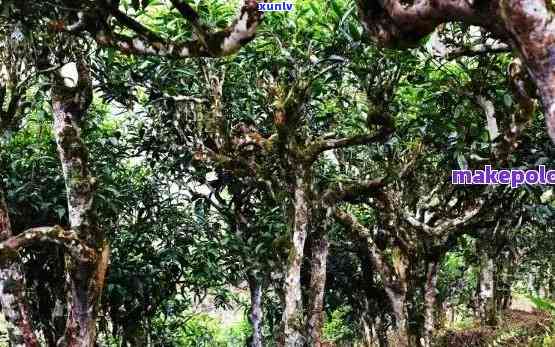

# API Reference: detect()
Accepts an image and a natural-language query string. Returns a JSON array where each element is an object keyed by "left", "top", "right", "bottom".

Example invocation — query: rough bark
[
  {"left": 306, "top": 229, "right": 329, "bottom": 347},
  {"left": 52, "top": 61, "right": 109, "bottom": 347},
  {"left": 422, "top": 260, "right": 439, "bottom": 347},
  {"left": 357, "top": 0, "right": 555, "bottom": 143},
  {"left": 477, "top": 249, "right": 497, "bottom": 326},
  {"left": 247, "top": 273, "right": 264, "bottom": 347},
  {"left": 50, "top": 0, "right": 263, "bottom": 59},
  {"left": 501, "top": 0, "right": 555, "bottom": 142},
  {"left": 385, "top": 288, "right": 410, "bottom": 347},
  {"left": 0, "top": 188, "right": 39, "bottom": 346},
  {"left": 335, "top": 209, "right": 412, "bottom": 346},
  {"left": 497, "top": 254, "right": 516, "bottom": 311},
  {"left": 385, "top": 249, "right": 413, "bottom": 347},
  {"left": 280, "top": 165, "right": 311, "bottom": 347}
]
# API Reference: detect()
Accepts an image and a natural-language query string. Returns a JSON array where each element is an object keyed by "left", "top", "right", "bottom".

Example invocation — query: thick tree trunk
[
  {"left": 306, "top": 231, "right": 329, "bottom": 347},
  {"left": 52, "top": 61, "right": 109, "bottom": 347},
  {"left": 497, "top": 255, "right": 515, "bottom": 311},
  {"left": 422, "top": 260, "right": 438, "bottom": 347},
  {"left": 62, "top": 254, "right": 109, "bottom": 347},
  {"left": 40, "top": 271, "right": 67, "bottom": 347},
  {"left": 0, "top": 188, "right": 39, "bottom": 346},
  {"left": 247, "top": 273, "right": 264, "bottom": 347},
  {"left": 280, "top": 166, "right": 311, "bottom": 347},
  {"left": 477, "top": 251, "right": 497, "bottom": 326},
  {"left": 383, "top": 250, "right": 414, "bottom": 347},
  {"left": 385, "top": 289, "right": 410, "bottom": 347}
]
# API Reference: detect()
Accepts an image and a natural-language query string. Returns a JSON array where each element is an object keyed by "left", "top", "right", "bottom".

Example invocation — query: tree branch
[
  {"left": 357, "top": 0, "right": 555, "bottom": 143},
  {"left": 334, "top": 209, "right": 394, "bottom": 281},
  {"left": 169, "top": 0, "right": 211, "bottom": 51},
  {"left": 151, "top": 93, "right": 207, "bottom": 104},
  {"left": 403, "top": 199, "right": 484, "bottom": 236},
  {"left": 432, "top": 200, "right": 484, "bottom": 234},
  {"left": 357, "top": 0, "right": 505, "bottom": 48},
  {"left": 444, "top": 44, "right": 511, "bottom": 60},
  {"left": 403, "top": 210, "right": 435, "bottom": 234},
  {"left": 307, "top": 130, "right": 391, "bottom": 162},
  {"left": 93, "top": 0, "right": 262, "bottom": 58},
  {"left": 107, "top": 5, "right": 165, "bottom": 43},
  {"left": 321, "top": 178, "right": 386, "bottom": 205},
  {"left": 0, "top": 226, "right": 96, "bottom": 263}
]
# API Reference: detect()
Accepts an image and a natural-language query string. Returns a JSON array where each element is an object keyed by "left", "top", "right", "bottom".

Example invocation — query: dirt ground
[{"left": 437, "top": 309, "right": 553, "bottom": 347}]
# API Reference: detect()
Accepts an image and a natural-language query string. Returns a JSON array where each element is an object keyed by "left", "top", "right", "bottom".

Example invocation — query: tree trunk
[
  {"left": 52, "top": 60, "right": 110, "bottom": 347},
  {"left": 497, "top": 254, "right": 516, "bottom": 311},
  {"left": 385, "top": 289, "right": 410, "bottom": 347},
  {"left": 422, "top": 260, "right": 438, "bottom": 347},
  {"left": 247, "top": 273, "right": 264, "bottom": 347},
  {"left": 280, "top": 166, "right": 311, "bottom": 347},
  {"left": 0, "top": 188, "right": 39, "bottom": 346},
  {"left": 360, "top": 316, "right": 373, "bottom": 347},
  {"left": 375, "top": 315, "right": 389, "bottom": 347},
  {"left": 477, "top": 251, "right": 497, "bottom": 326},
  {"left": 41, "top": 279, "right": 67, "bottom": 347},
  {"left": 306, "top": 231, "right": 329, "bottom": 347},
  {"left": 548, "top": 262, "right": 555, "bottom": 301},
  {"left": 383, "top": 249, "right": 414, "bottom": 347},
  {"left": 382, "top": 249, "right": 420, "bottom": 347}
]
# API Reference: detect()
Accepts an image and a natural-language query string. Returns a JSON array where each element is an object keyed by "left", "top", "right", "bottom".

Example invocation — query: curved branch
[
  {"left": 432, "top": 200, "right": 484, "bottom": 234},
  {"left": 0, "top": 226, "right": 96, "bottom": 263},
  {"left": 98, "top": 0, "right": 262, "bottom": 58},
  {"left": 307, "top": 130, "right": 391, "bottom": 162},
  {"left": 403, "top": 210, "right": 435, "bottom": 234},
  {"left": 334, "top": 209, "right": 394, "bottom": 281},
  {"left": 107, "top": 6, "right": 165, "bottom": 43},
  {"left": 321, "top": 177, "right": 385, "bottom": 205},
  {"left": 169, "top": 0, "right": 211, "bottom": 51},
  {"left": 358, "top": 0, "right": 555, "bottom": 143},
  {"left": 403, "top": 199, "right": 484, "bottom": 236},
  {"left": 357, "top": 0, "right": 504, "bottom": 48},
  {"left": 445, "top": 44, "right": 511, "bottom": 60}
]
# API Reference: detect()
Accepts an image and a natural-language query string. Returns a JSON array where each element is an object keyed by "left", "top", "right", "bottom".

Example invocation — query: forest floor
[
  {"left": 0, "top": 294, "right": 551, "bottom": 346},
  {"left": 437, "top": 309, "right": 554, "bottom": 346}
]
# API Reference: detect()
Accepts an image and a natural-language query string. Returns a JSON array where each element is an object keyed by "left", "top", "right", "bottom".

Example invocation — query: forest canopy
[{"left": 0, "top": 0, "right": 554, "bottom": 346}]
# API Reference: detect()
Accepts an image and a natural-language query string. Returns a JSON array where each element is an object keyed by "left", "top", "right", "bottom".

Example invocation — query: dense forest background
[{"left": 0, "top": 0, "right": 554, "bottom": 346}]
